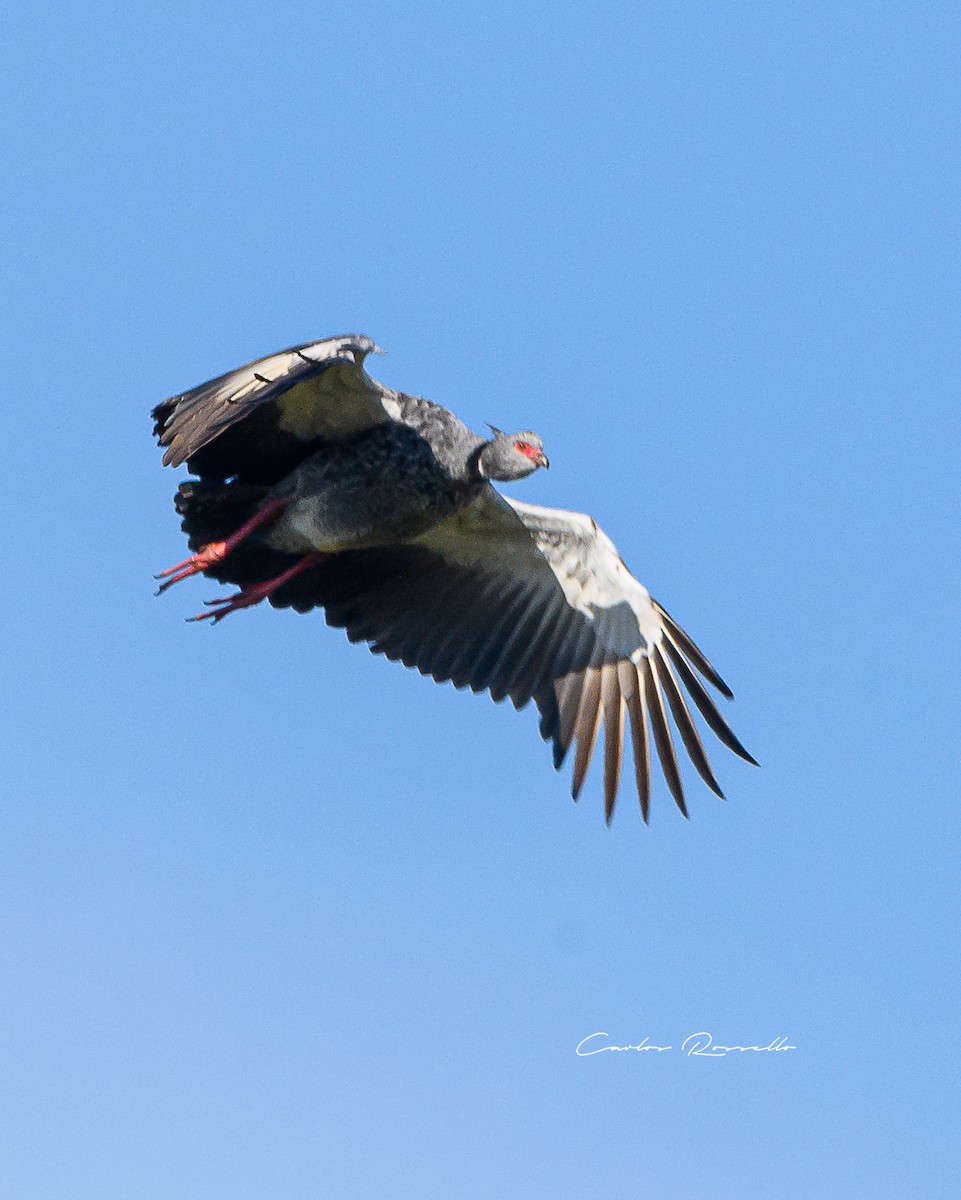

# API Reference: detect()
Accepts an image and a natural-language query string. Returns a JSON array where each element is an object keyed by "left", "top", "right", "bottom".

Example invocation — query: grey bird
[{"left": 153, "top": 334, "right": 756, "bottom": 823}]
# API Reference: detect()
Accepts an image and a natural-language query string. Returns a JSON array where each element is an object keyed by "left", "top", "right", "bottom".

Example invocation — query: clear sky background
[{"left": 2, "top": 3, "right": 958, "bottom": 1197}]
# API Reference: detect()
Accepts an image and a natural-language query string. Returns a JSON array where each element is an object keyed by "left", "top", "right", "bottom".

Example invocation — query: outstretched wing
[
  {"left": 269, "top": 489, "right": 756, "bottom": 823},
  {"left": 506, "top": 499, "right": 757, "bottom": 821},
  {"left": 152, "top": 334, "right": 398, "bottom": 483}
]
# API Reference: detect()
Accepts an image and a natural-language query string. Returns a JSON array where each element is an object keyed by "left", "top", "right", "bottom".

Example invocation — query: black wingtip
[
  {"left": 655, "top": 601, "right": 734, "bottom": 698},
  {"left": 659, "top": 638, "right": 756, "bottom": 768}
]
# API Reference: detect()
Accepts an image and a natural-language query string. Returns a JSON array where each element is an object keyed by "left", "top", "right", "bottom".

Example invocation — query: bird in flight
[{"left": 153, "top": 334, "right": 755, "bottom": 823}]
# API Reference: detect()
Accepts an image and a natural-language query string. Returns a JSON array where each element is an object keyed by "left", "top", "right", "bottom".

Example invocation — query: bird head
[{"left": 477, "top": 427, "right": 550, "bottom": 481}]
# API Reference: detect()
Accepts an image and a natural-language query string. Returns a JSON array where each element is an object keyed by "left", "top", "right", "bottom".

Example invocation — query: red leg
[
  {"left": 189, "top": 552, "right": 326, "bottom": 623},
  {"left": 155, "top": 497, "right": 288, "bottom": 594}
]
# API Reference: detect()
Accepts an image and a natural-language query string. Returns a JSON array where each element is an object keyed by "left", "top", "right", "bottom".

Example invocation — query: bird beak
[{"left": 536, "top": 452, "right": 550, "bottom": 469}]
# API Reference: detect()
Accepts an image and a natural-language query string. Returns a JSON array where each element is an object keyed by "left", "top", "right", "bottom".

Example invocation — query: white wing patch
[
  {"left": 501, "top": 497, "right": 664, "bottom": 663},
  {"left": 414, "top": 492, "right": 666, "bottom": 664},
  {"left": 264, "top": 338, "right": 397, "bottom": 441}
]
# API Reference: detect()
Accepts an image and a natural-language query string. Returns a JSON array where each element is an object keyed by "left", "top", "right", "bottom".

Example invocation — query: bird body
[
  {"left": 153, "top": 333, "right": 755, "bottom": 822},
  {"left": 264, "top": 422, "right": 474, "bottom": 556}
]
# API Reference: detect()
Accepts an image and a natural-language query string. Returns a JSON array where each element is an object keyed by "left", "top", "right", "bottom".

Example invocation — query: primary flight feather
[{"left": 153, "top": 334, "right": 756, "bottom": 823}]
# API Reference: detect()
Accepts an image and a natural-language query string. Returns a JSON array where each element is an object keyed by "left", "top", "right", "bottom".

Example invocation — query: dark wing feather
[
  {"left": 654, "top": 645, "right": 725, "bottom": 797},
  {"left": 659, "top": 637, "right": 758, "bottom": 765},
  {"left": 621, "top": 661, "right": 651, "bottom": 822},
  {"left": 643, "top": 656, "right": 688, "bottom": 818},
  {"left": 571, "top": 662, "right": 604, "bottom": 800},
  {"left": 152, "top": 334, "right": 395, "bottom": 483},
  {"left": 601, "top": 664, "right": 625, "bottom": 824},
  {"left": 267, "top": 489, "right": 755, "bottom": 823}
]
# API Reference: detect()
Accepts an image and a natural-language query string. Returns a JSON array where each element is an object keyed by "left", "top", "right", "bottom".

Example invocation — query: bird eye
[{"left": 515, "top": 441, "right": 531, "bottom": 453}]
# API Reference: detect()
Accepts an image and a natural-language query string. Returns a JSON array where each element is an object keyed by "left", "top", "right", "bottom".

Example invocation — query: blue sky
[{"left": 2, "top": 2, "right": 958, "bottom": 1196}]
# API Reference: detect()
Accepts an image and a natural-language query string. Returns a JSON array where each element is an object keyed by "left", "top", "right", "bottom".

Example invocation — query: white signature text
[{"left": 576, "top": 1031, "right": 796, "bottom": 1058}]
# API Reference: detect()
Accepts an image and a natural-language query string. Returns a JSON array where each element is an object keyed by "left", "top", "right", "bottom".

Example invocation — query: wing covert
[{"left": 152, "top": 334, "right": 396, "bottom": 482}]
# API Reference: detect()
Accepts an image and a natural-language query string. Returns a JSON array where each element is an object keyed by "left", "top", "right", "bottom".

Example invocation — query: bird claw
[
  {"left": 155, "top": 542, "right": 227, "bottom": 593},
  {"left": 187, "top": 552, "right": 325, "bottom": 623},
  {"left": 187, "top": 583, "right": 266, "bottom": 622},
  {"left": 154, "top": 498, "right": 289, "bottom": 596}
]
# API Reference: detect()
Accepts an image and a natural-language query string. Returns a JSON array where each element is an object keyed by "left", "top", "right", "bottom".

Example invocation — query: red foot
[
  {"left": 155, "top": 497, "right": 287, "bottom": 595},
  {"left": 155, "top": 541, "right": 228, "bottom": 593},
  {"left": 189, "top": 552, "right": 325, "bottom": 623}
]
